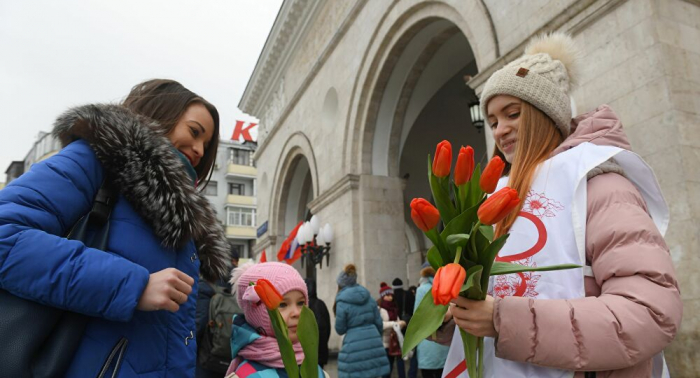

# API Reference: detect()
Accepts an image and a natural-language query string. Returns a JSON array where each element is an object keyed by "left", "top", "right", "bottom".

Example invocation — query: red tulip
[
  {"left": 254, "top": 279, "right": 284, "bottom": 310},
  {"left": 432, "top": 140, "right": 452, "bottom": 178},
  {"left": 410, "top": 198, "right": 441, "bottom": 232},
  {"left": 477, "top": 187, "right": 520, "bottom": 225},
  {"left": 454, "top": 146, "right": 475, "bottom": 186},
  {"left": 432, "top": 263, "right": 467, "bottom": 305},
  {"left": 480, "top": 156, "right": 505, "bottom": 193}
]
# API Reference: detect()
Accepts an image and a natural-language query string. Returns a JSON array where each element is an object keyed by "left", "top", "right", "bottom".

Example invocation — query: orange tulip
[
  {"left": 432, "top": 263, "right": 467, "bottom": 305},
  {"left": 410, "top": 198, "right": 441, "bottom": 232},
  {"left": 480, "top": 156, "right": 505, "bottom": 193},
  {"left": 432, "top": 140, "right": 452, "bottom": 178},
  {"left": 477, "top": 187, "right": 520, "bottom": 225},
  {"left": 254, "top": 279, "right": 284, "bottom": 310},
  {"left": 454, "top": 146, "right": 475, "bottom": 186}
]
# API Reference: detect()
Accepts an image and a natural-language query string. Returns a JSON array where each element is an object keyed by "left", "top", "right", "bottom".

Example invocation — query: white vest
[{"left": 442, "top": 143, "right": 670, "bottom": 378}]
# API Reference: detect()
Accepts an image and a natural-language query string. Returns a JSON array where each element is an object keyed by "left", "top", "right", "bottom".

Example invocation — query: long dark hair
[{"left": 122, "top": 79, "right": 220, "bottom": 188}]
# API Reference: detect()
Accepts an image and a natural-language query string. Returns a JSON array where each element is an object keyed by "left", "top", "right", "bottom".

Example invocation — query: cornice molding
[
  {"left": 468, "top": 0, "right": 623, "bottom": 94},
  {"left": 239, "top": 0, "right": 323, "bottom": 116},
  {"left": 246, "top": 0, "right": 368, "bottom": 157},
  {"left": 308, "top": 174, "right": 360, "bottom": 214}
]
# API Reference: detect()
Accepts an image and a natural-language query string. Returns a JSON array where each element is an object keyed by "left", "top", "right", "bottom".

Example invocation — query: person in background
[
  {"left": 196, "top": 249, "right": 241, "bottom": 378},
  {"left": 305, "top": 278, "right": 331, "bottom": 369},
  {"left": 391, "top": 278, "right": 407, "bottom": 320},
  {"left": 378, "top": 282, "right": 407, "bottom": 378},
  {"left": 334, "top": 264, "right": 390, "bottom": 378},
  {"left": 406, "top": 285, "right": 418, "bottom": 378},
  {"left": 415, "top": 266, "right": 449, "bottom": 378}
]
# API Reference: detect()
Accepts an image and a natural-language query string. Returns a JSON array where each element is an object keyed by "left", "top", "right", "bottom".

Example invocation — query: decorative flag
[
  {"left": 277, "top": 221, "right": 304, "bottom": 264},
  {"left": 260, "top": 250, "right": 267, "bottom": 263}
]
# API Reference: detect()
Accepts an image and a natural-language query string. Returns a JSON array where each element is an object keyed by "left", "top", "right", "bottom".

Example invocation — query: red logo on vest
[{"left": 231, "top": 121, "right": 257, "bottom": 142}]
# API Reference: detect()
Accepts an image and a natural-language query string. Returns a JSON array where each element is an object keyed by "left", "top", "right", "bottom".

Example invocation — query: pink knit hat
[{"left": 233, "top": 262, "right": 308, "bottom": 336}]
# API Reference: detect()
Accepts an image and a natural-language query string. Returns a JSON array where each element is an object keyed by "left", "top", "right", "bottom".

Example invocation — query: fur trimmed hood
[{"left": 52, "top": 104, "right": 229, "bottom": 282}]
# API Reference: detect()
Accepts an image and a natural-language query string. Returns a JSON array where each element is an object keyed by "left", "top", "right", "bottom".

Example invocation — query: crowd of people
[{"left": 0, "top": 31, "right": 681, "bottom": 378}]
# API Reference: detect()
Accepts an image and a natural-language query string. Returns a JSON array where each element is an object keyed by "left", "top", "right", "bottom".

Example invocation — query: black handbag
[{"left": 0, "top": 182, "right": 127, "bottom": 378}]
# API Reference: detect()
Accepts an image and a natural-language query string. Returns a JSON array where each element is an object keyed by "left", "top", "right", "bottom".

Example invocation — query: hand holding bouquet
[{"left": 403, "top": 140, "right": 579, "bottom": 378}]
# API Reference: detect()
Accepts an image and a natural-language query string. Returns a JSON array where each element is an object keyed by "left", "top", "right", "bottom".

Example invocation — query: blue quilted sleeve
[
  {"left": 0, "top": 140, "right": 149, "bottom": 322},
  {"left": 335, "top": 301, "right": 348, "bottom": 335}
]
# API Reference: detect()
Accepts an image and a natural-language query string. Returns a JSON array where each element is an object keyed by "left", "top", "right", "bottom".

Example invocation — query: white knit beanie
[{"left": 480, "top": 32, "right": 580, "bottom": 137}]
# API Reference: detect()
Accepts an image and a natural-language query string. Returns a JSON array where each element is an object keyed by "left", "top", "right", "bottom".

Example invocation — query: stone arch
[
  {"left": 343, "top": 0, "right": 496, "bottom": 176},
  {"left": 269, "top": 132, "right": 320, "bottom": 241}
]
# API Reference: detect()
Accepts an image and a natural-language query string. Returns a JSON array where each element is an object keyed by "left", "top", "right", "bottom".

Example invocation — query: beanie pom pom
[
  {"left": 344, "top": 263, "right": 357, "bottom": 276},
  {"left": 230, "top": 261, "right": 255, "bottom": 297},
  {"left": 525, "top": 32, "right": 580, "bottom": 87}
]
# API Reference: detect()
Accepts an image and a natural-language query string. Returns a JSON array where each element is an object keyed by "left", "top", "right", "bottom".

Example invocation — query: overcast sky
[{"left": 0, "top": 0, "right": 283, "bottom": 178}]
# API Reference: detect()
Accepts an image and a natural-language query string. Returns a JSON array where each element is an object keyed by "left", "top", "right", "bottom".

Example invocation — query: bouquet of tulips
[
  {"left": 251, "top": 279, "right": 320, "bottom": 378},
  {"left": 402, "top": 141, "right": 579, "bottom": 378}
]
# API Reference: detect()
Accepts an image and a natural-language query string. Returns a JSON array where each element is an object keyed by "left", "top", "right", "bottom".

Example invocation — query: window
[
  {"left": 229, "top": 183, "right": 244, "bottom": 195},
  {"left": 203, "top": 181, "right": 218, "bottom": 196},
  {"left": 227, "top": 207, "right": 256, "bottom": 227},
  {"left": 230, "top": 244, "right": 244, "bottom": 259},
  {"left": 229, "top": 148, "right": 250, "bottom": 166}
]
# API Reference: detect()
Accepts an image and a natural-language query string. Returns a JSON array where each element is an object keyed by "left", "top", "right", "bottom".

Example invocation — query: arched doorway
[{"left": 362, "top": 18, "right": 484, "bottom": 286}]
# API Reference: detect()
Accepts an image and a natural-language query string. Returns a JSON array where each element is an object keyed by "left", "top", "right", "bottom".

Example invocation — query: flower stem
[
  {"left": 454, "top": 246, "right": 462, "bottom": 264},
  {"left": 470, "top": 221, "right": 482, "bottom": 261},
  {"left": 478, "top": 337, "right": 484, "bottom": 378}
]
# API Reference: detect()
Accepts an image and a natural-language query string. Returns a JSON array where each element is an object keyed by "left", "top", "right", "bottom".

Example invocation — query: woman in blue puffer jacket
[
  {"left": 334, "top": 264, "right": 390, "bottom": 378},
  {"left": 0, "top": 79, "right": 230, "bottom": 377}
]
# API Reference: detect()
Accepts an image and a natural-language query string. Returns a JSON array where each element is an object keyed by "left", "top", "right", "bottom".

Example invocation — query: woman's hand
[
  {"left": 398, "top": 320, "right": 407, "bottom": 328},
  {"left": 137, "top": 268, "right": 194, "bottom": 312},
  {"left": 450, "top": 295, "right": 498, "bottom": 337}
]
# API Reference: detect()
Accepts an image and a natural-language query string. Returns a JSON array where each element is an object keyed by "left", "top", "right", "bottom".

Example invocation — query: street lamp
[
  {"left": 297, "top": 215, "right": 333, "bottom": 271},
  {"left": 469, "top": 101, "right": 485, "bottom": 133}
]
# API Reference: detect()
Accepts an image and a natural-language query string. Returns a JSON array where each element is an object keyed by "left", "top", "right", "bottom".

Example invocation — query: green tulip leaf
[
  {"left": 474, "top": 229, "right": 490, "bottom": 262},
  {"left": 479, "top": 225, "right": 494, "bottom": 242},
  {"left": 425, "top": 229, "right": 451, "bottom": 266},
  {"left": 491, "top": 261, "right": 581, "bottom": 276},
  {"left": 480, "top": 233, "right": 509, "bottom": 290},
  {"left": 268, "top": 309, "right": 300, "bottom": 377},
  {"left": 453, "top": 182, "right": 463, "bottom": 214},
  {"left": 402, "top": 291, "right": 449, "bottom": 356},
  {"left": 446, "top": 234, "right": 470, "bottom": 253},
  {"left": 441, "top": 202, "right": 480, "bottom": 239},
  {"left": 426, "top": 246, "right": 443, "bottom": 270},
  {"left": 298, "top": 306, "right": 320, "bottom": 378},
  {"left": 459, "top": 264, "right": 484, "bottom": 299},
  {"left": 428, "top": 155, "right": 459, "bottom": 224},
  {"left": 467, "top": 163, "right": 483, "bottom": 206}
]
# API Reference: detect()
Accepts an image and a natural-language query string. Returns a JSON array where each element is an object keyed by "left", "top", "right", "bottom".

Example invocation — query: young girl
[
  {"left": 378, "top": 282, "right": 407, "bottom": 378},
  {"left": 225, "top": 262, "right": 327, "bottom": 378},
  {"left": 440, "top": 33, "right": 682, "bottom": 377},
  {"left": 0, "top": 79, "right": 230, "bottom": 376}
]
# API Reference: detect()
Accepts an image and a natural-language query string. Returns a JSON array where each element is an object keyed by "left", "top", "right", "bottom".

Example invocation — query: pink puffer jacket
[{"left": 492, "top": 106, "right": 682, "bottom": 377}]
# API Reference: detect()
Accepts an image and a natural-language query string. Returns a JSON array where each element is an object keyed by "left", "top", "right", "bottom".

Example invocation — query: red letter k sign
[{"left": 231, "top": 121, "right": 257, "bottom": 142}]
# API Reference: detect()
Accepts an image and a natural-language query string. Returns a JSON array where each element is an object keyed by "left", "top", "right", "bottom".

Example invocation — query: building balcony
[
  {"left": 226, "top": 194, "right": 256, "bottom": 206},
  {"left": 226, "top": 226, "right": 256, "bottom": 239},
  {"left": 227, "top": 163, "right": 256, "bottom": 178}
]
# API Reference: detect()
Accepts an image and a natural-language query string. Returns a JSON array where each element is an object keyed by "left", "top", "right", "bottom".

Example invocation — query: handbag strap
[
  {"left": 96, "top": 337, "right": 128, "bottom": 378},
  {"left": 66, "top": 180, "right": 117, "bottom": 250}
]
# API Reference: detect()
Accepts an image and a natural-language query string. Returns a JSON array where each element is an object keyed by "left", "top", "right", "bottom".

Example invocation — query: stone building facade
[{"left": 239, "top": 0, "right": 700, "bottom": 375}]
